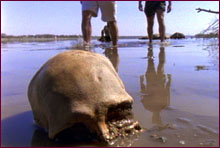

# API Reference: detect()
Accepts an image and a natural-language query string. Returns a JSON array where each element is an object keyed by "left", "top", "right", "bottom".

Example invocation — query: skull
[{"left": 28, "top": 50, "right": 141, "bottom": 143}]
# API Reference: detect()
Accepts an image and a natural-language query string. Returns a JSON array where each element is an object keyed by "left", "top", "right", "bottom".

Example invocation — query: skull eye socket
[{"left": 107, "top": 101, "right": 133, "bottom": 122}]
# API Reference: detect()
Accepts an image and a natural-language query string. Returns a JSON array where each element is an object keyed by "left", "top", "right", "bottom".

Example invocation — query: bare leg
[
  {"left": 81, "top": 10, "right": 93, "bottom": 44},
  {"left": 156, "top": 10, "right": 165, "bottom": 42},
  {"left": 147, "top": 15, "right": 155, "bottom": 44},
  {"left": 107, "top": 21, "right": 118, "bottom": 46}
]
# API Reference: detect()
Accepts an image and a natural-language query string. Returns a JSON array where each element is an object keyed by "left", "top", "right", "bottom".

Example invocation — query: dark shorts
[{"left": 144, "top": 1, "right": 166, "bottom": 17}]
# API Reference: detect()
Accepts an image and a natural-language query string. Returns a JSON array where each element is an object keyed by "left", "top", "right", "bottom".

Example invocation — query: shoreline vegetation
[
  {"left": 1, "top": 33, "right": 218, "bottom": 43},
  {"left": 1, "top": 34, "right": 142, "bottom": 43}
]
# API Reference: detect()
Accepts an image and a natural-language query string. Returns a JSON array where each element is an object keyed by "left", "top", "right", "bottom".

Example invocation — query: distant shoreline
[
  {"left": 1, "top": 35, "right": 81, "bottom": 43},
  {"left": 1, "top": 35, "right": 142, "bottom": 43},
  {"left": 1, "top": 36, "right": 79, "bottom": 43},
  {"left": 1, "top": 34, "right": 218, "bottom": 43}
]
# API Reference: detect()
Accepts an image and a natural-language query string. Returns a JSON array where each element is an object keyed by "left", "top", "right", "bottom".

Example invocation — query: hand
[
  {"left": 139, "top": 4, "right": 143, "bottom": 11},
  {"left": 167, "top": 5, "right": 171, "bottom": 13}
]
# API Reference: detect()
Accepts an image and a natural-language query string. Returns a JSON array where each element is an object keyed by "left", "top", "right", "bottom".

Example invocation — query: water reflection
[
  {"left": 104, "top": 47, "right": 119, "bottom": 72},
  {"left": 140, "top": 45, "right": 172, "bottom": 126},
  {"left": 202, "top": 39, "right": 219, "bottom": 71},
  {"left": 2, "top": 39, "right": 219, "bottom": 147},
  {"left": 1, "top": 111, "right": 105, "bottom": 147}
]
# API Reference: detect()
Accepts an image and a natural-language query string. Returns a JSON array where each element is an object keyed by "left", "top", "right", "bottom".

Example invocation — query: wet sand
[{"left": 1, "top": 39, "right": 219, "bottom": 147}]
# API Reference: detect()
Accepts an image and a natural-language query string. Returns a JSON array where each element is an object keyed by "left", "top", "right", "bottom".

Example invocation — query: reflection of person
[
  {"left": 99, "top": 25, "right": 112, "bottom": 42},
  {"left": 140, "top": 45, "right": 171, "bottom": 126},
  {"left": 104, "top": 47, "right": 119, "bottom": 72},
  {"left": 81, "top": 1, "right": 118, "bottom": 47},
  {"left": 138, "top": 1, "right": 171, "bottom": 44}
]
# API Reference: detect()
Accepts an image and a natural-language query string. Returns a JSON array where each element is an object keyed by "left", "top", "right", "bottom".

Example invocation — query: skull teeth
[{"left": 104, "top": 119, "right": 144, "bottom": 144}]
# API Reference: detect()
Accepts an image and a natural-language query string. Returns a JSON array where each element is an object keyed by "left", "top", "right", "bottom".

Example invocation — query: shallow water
[{"left": 1, "top": 38, "right": 219, "bottom": 147}]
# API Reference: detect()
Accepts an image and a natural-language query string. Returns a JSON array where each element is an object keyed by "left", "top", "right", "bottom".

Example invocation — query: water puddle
[{"left": 1, "top": 39, "right": 219, "bottom": 147}]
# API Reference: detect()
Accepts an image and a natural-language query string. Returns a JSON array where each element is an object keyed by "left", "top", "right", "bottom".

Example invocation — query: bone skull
[{"left": 28, "top": 50, "right": 138, "bottom": 142}]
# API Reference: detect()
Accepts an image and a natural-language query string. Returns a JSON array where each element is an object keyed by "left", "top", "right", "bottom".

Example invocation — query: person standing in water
[
  {"left": 81, "top": 1, "right": 118, "bottom": 47},
  {"left": 138, "top": 1, "right": 172, "bottom": 44}
]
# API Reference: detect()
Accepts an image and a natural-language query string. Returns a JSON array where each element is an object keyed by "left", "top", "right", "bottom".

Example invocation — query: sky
[{"left": 1, "top": 1, "right": 219, "bottom": 36}]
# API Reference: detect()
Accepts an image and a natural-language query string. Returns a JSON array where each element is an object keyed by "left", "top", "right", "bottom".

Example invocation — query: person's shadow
[{"left": 140, "top": 45, "right": 172, "bottom": 127}]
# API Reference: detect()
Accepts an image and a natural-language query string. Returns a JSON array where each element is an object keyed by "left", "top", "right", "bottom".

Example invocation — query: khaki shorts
[{"left": 81, "top": 1, "right": 117, "bottom": 22}]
